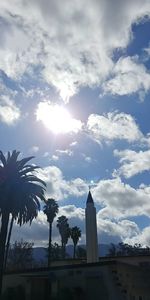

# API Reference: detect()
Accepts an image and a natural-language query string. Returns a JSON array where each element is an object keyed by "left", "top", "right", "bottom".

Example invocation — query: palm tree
[
  {"left": 57, "top": 216, "right": 70, "bottom": 259},
  {"left": 0, "top": 150, "right": 46, "bottom": 295},
  {"left": 43, "top": 198, "right": 59, "bottom": 267},
  {"left": 70, "top": 226, "right": 81, "bottom": 259}
]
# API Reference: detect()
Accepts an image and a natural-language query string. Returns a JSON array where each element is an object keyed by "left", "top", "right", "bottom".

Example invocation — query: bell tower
[{"left": 85, "top": 191, "right": 99, "bottom": 263}]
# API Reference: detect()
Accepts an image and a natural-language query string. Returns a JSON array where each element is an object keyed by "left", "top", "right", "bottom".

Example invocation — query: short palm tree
[
  {"left": 70, "top": 226, "right": 81, "bottom": 259},
  {"left": 57, "top": 216, "right": 70, "bottom": 259},
  {"left": 0, "top": 150, "right": 46, "bottom": 295},
  {"left": 43, "top": 198, "right": 59, "bottom": 267}
]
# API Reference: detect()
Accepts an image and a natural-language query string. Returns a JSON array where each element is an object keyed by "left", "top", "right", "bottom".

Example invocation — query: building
[
  {"left": 3, "top": 256, "right": 150, "bottom": 300},
  {"left": 2, "top": 192, "right": 150, "bottom": 299}
]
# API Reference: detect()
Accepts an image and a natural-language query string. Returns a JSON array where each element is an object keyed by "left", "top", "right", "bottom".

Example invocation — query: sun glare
[{"left": 36, "top": 102, "right": 82, "bottom": 134}]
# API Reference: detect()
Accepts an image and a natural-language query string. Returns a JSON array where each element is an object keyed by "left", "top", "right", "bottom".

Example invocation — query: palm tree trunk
[
  {"left": 73, "top": 243, "right": 76, "bottom": 259},
  {"left": 61, "top": 241, "right": 65, "bottom": 259},
  {"left": 48, "top": 222, "right": 52, "bottom": 267},
  {"left": 4, "top": 215, "right": 14, "bottom": 270},
  {"left": 63, "top": 244, "right": 66, "bottom": 259},
  {"left": 0, "top": 212, "right": 9, "bottom": 296}
]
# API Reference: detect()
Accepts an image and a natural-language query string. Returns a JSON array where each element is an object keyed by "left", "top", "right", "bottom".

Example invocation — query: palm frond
[
  {"left": 23, "top": 175, "right": 46, "bottom": 187},
  {"left": 17, "top": 156, "right": 34, "bottom": 169},
  {"left": 19, "top": 166, "right": 39, "bottom": 176},
  {"left": 7, "top": 150, "right": 20, "bottom": 164},
  {"left": 0, "top": 151, "right": 7, "bottom": 167}
]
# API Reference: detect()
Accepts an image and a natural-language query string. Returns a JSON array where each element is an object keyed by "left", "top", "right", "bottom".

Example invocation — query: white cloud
[
  {"left": 58, "top": 205, "right": 85, "bottom": 220},
  {"left": 92, "top": 177, "right": 150, "bottom": 219},
  {"left": 125, "top": 226, "right": 150, "bottom": 247},
  {"left": 113, "top": 149, "right": 150, "bottom": 178},
  {"left": 0, "top": 1, "right": 150, "bottom": 101},
  {"left": 29, "top": 146, "right": 39, "bottom": 153},
  {"left": 43, "top": 152, "right": 50, "bottom": 158},
  {"left": 87, "top": 112, "right": 143, "bottom": 144},
  {"left": 11, "top": 204, "right": 141, "bottom": 246},
  {"left": 37, "top": 166, "right": 88, "bottom": 200},
  {"left": 84, "top": 156, "right": 92, "bottom": 163},
  {"left": 70, "top": 141, "right": 78, "bottom": 147},
  {"left": 51, "top": 155, "right": 59, "bottom": 161},
  {"left": 0, "top": 95, "right": 20, "bottom": 125},
  {"left": 97, "top": 217, "right": 140, "bottom": 240},
  {"left": 103, "top": 56, "right": 150, "bottom": 99},
  {"left": 56, "top": 149, "right": 73, "bottom": 157}
]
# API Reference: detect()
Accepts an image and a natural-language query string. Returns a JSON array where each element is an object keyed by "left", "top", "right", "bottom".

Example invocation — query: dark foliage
[
  {"left": 43, "top": 199, "right": 59, "bottom": 266},
  {"left": 70, "top": 226, "right": 81, "bottom": 259},
  {"left": 108, "top": 242, "right": 150, "bottom": 257},
  {"left": 0, "top": 150, "right": 46, "bottom": 295},
  {"left": 57, "top": 216, "right": 70, "bottom": 258},
  {"left": 7, "top": 240, "right": 34, "bottom": 271}
]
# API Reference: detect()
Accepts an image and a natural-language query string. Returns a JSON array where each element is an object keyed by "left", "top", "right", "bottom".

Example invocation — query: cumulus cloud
[
  {"left": 37, "top": 165, "right": 88, "bottom": 200},
  {"left": 97, "top": 217, "right": 140, "bottom": 240},
  {"left": 87, "top": 112, "right": 143, "bottom": 144},
  {"left": 103, "top": 56, "right": 150, "bottom": 99},
  {"left": 125, "top": 226, "right": 150, "bottom": 247},
  {"left": 58, "top": 205, "right": 85, "bottom": 220},
  {"left": 0, "top": 1, "right": 150, "bottom": 101},
  {"left": 11, "top": 204, "right": 141, "bottom": 246},
  {"left": 92, "top": 177, "right": 150, "bottom": 219},
  {"left": 113, "top": 149, "right": 150, "bottom": 178},
  {"left": 0, "top": 95, "right": 20, "bottom": 125}
]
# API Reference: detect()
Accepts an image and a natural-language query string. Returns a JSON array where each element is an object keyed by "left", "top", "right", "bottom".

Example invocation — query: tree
[
  {"left": 45, "top": 242, "right": 62, "bottom": 261},
  {"left": 107, "top": 242, "right": 150, "bottom": 257},
  {"left": 0, "top": 150, "right": 46, "bottom": 295},
  {"left": 7, "top": 240, "right": 34, "bottom": 271},
  {"left": 43, "top": 198, "right": 59, "bottom": 267},
  {"left": 76, "top": 246, "right": 86, "bottom": 259},
  {"left": 70, "top": 226, "right": 81, "bottom": 259},
  {"left": 107, "top": 243, "right": 118, "bottom": 257},
  {"left": 57, "top": 216, "right": 70, "bottom": 259}
]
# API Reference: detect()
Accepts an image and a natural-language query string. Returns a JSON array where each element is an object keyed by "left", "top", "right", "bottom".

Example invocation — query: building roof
[{"left": 87, "top": 190, "right": 94, "bottom": 204}]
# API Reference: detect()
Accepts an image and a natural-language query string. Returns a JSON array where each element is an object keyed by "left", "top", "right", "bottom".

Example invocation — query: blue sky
[{"left": 1, "top": 0, "right": 150, "bottom": 247}]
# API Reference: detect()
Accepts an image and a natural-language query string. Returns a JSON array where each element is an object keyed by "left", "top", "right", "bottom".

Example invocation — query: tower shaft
[{"left": 85, "top": 193, "right": 98, "bottom": 263}]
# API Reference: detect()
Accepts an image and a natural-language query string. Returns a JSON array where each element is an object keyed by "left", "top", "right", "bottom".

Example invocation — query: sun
[{"left": 36, "top": 102, "right": 82, "bottom": 134}]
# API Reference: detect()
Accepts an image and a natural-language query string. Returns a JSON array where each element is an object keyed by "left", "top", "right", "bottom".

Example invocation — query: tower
[{"left": 85, "top": 191, "right": 99, "bottom": 263}]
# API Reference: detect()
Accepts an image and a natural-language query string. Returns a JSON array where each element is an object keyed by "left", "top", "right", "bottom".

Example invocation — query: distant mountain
[
  {"left": 32, "top": 244, "right": 110, "bottom": 262},
  {"left": 33, "top": 247, "right": 47, "bottom": 263}
]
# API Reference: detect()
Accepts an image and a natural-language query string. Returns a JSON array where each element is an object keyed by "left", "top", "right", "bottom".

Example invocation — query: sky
[{"left": 1, "top": 0, "right": 150, "bottom": 248}]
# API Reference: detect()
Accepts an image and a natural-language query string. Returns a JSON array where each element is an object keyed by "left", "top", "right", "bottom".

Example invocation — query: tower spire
[{"left": 87, "top": 190, "right": 94, "bottom": 204}]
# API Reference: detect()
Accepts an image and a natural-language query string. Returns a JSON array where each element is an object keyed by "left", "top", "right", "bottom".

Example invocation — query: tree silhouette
[
  {"left": 43, "top": 198, "right": 59, "bottom": 267},
  {"left": 76, "top": 246, "right": 86, "bottom": 259},
  {"left": 0, "top": 150, "right": 46, "bottom": 295},
  {"left": 57, "top": 216, "right": 70, "bottom": 259},
  {"left": 70, "top": 226, "right": 81, "bottom": 259},
  {"left": 108, "top": 242, "right": 150, "bottom": 257},
  {"left": 7, "top": 240, "right": 34, "bottom": 271}
]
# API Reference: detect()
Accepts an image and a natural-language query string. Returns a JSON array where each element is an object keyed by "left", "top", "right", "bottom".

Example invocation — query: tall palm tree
[
  {"left": 70, "top": 226, "right": 81, "bottom": 259},
  {"left": 0, "top": 150, "right": 46, "bottom": 295},
  {"left": 43, "top": 198, "right": 59, "bottom": 267},
  {"left": 57, "top": 216, "right": 70, "bottom": 259}
]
